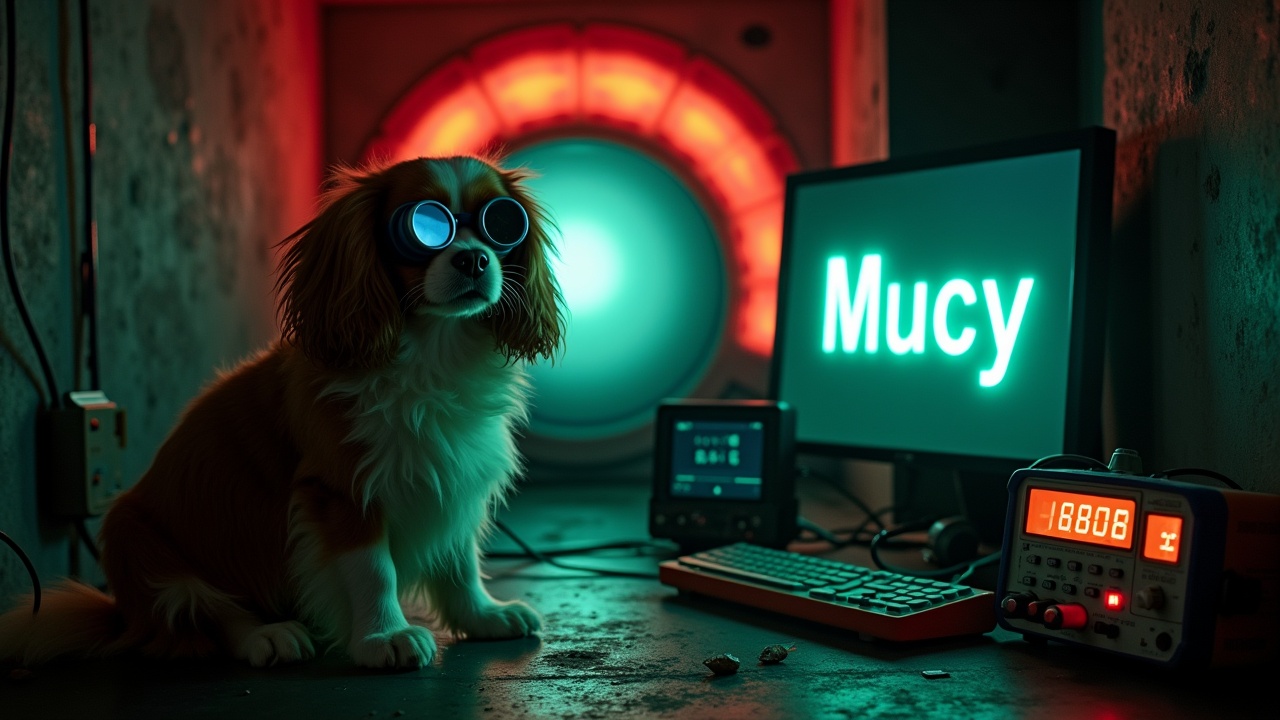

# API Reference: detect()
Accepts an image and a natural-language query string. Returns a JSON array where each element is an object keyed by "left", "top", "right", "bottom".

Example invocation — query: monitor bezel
[{"left": 768, "top": 127, "right": 1115, "bottom": 474}]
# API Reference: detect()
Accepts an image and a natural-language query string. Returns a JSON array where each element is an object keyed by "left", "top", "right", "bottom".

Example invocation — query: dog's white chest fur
[{"left": 323, "top": 319, "right": 530, "bottom": 572}]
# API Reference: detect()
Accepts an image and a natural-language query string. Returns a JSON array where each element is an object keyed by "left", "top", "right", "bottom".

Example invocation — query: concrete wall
[
  {"left": 0, "top": 0, "right": 319, "bottom": 603},
  {"left": 1103, "top": 0, "right": 1280, "bottom": 489}
]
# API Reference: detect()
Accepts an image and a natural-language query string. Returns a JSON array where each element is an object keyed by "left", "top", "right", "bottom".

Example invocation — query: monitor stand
[{"left": 891, "top": 454, "right": 1011, "bottom": 545}]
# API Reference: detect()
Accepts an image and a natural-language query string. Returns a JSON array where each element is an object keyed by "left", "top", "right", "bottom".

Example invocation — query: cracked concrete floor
[{"left": 4, "top": 481, "right": 1274, "bottom": 719}]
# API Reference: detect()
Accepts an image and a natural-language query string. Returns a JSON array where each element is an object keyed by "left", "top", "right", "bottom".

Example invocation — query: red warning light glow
[
  {"left": 364, "top": 23, "right": 799, "bottom": 357},
  {"left": 1104, "top": 591, "right": 1125, "bottom": 611}
]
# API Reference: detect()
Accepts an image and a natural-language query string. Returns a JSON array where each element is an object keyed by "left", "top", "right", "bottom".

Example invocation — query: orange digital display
[
  {"left": 1142, "top": 513, "right": 1184, "bottom": 564},
  {"left": 1024, "top": 488, "right": 1136, "bottom": 550}
]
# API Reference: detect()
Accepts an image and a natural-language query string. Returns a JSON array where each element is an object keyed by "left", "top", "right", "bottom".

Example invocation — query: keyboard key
[
  {"left": 830, "top": 580, "right": 867, "bottom": 592},
  {"left": 676, "top": 556, "right": 806, "bottom": 590}
]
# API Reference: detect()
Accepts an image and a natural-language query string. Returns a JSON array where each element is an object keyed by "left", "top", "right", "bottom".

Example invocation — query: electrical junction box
[{"left": 44, "top": 390, "right": 127, "bottom": 517}]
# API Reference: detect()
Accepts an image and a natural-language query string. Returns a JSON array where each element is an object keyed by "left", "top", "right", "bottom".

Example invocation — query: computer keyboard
[{"left": 659, "top": 542, "right": 996, "bottom": 642}]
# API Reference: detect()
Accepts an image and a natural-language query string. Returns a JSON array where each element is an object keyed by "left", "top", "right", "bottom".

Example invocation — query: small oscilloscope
[
  {"left": 997, "top": 459, "right": 1280, "bottom": 667},
  {"left": 649, "top": 400, "right": 797, "bottom": 550}
]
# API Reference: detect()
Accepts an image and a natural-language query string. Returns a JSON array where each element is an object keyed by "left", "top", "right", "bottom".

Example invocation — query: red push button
[
  {"left": 1043, "top": 603, "right": 1089, "bottom": 630},
  {"left": 1026, "top": 597, "right": 1058, "bottom": 622}
]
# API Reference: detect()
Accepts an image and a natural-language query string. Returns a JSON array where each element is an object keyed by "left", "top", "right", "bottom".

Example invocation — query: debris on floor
[
  {"left": 758, "top": 644, "right": 797, "bottom": 665},
  {"left": 703, "top": 653, "right": 741, "bottom": 675}
]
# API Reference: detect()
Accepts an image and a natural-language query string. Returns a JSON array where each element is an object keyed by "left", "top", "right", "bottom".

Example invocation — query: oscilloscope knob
[
  {"left": 1135, "top": 586, "right": 1166, "bottom": 611},
  {"left": 1000, "top": 592, "right": 1037, "bottom": 619},
  {"left": 1107, "top": 448, "right": 1142, "bottom": 474}
]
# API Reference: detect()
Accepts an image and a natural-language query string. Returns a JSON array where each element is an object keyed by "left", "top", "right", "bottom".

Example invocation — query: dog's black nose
[{"left": 451, "top": 249, "right": 489, "bottom": 279}]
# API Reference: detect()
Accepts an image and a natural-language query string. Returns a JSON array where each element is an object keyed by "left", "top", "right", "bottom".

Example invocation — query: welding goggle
[{"left": 386, "top": 196, "right": 529, "bottom": 263}]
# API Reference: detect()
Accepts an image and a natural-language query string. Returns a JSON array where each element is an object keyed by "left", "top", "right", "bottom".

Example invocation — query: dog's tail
[{"left": 0, "top": 580, "right": 128, "bottom": 666}]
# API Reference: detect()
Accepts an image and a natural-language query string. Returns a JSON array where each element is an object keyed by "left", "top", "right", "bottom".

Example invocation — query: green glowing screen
[
  {"left": 776, "top": 149, "right": 1082, "bottom": 460},
  {"left": 509, "top": 139, "right": 725, "bottom": 441}
]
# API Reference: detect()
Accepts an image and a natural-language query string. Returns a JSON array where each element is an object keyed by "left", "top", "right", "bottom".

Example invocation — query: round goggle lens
[
  {"left": 409, "top": 201, "right": 456, "bottom": 250},
  {"left": 479, "top": 197, "right": 529, "bottom": 250}
]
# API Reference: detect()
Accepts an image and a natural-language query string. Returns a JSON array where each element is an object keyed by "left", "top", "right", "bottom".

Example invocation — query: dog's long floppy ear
[
  {"left": 487, "top": 166, "right": 565, "bottom": 365},
  {"left": 276, "top": 164, "right": 401, "bottom": 371}
]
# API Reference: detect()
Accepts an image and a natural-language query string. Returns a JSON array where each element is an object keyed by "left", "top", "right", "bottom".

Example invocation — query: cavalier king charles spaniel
[{"left": 0, "top": 155, "right": 564, "bottom": 669}]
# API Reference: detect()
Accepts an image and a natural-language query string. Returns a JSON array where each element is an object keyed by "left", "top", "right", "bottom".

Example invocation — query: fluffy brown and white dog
[{"left": 0, "top": 155, "right": 564, "bottom": 669}]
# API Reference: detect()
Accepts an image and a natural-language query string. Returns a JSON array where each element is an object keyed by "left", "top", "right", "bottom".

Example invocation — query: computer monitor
[{"left": 769, "top": 127, "right": 1114, "bottom": 536}]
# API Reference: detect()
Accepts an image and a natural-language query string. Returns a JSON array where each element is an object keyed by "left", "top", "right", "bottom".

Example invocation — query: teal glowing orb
[{"left": 508, "top": 138, "right": 726, "bottom": 441}]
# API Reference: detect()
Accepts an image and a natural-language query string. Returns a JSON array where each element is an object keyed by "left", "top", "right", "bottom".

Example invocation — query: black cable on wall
[
  {"left": 1, "top": 0, "right": 47, "bottom": 616},
  {"left": 78, "top": 0, "right": 99, "bottom": 391},
  {"left": 1, "top": 0, "right": 63, "bottom": 410}
]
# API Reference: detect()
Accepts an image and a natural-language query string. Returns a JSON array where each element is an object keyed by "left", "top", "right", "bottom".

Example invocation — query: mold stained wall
[
  {"left": 0, "top": 0, "right": 319, "bottom": 602},
  {"left": 1103, "top": 0, "right": 1280, "bottom": 490}
]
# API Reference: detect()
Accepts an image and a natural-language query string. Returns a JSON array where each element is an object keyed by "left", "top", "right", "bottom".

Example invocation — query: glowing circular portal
[
  {"left": 550, "top": 220, "right": 622, "bottom": 315},
  {"left": 509, "top": 138, "right": 726, "bottom": 442}
]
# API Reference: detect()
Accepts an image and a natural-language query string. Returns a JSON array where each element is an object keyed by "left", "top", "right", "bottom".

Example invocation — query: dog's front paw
[
  {"left": 237, "top": 621, "right": 316, "bottom": 668},
  {"left": 458, "top": 600, "right": 542, "bottom": 640},
  {"left": 348, "top": 625, "right": 436, "bottom": 669}
]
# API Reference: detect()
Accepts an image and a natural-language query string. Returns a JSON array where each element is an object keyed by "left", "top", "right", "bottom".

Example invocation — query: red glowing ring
[{"left": 362, "top": 22, "right": 799, "bottom": 356}]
